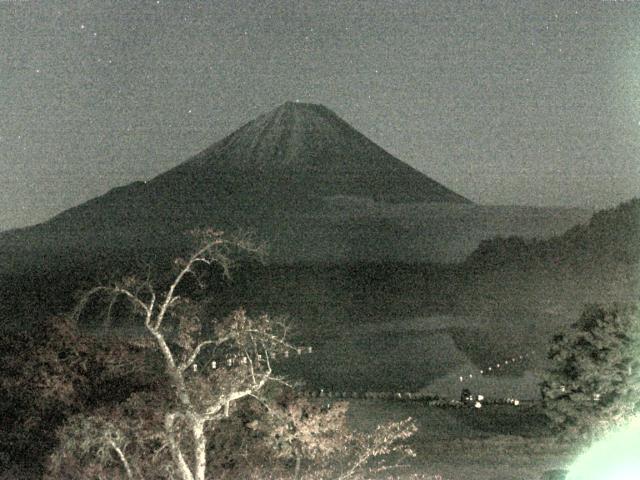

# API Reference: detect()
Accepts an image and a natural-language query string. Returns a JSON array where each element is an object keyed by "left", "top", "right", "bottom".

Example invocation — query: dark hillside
[
  {"left": 455, "top": 198, "right": 640, "bottom": 355},
  {"left": 464, "top": 198, "right": 640, "bottom": 272}
]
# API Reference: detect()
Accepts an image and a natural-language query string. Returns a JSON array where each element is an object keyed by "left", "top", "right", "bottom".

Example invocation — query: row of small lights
[
  {"left": 456, "top": 351, "right": 537, "bottom": 408},
  {"left": 301, "top": 390, "right": 522, "bottom": 409},
  {"left": 193, "top": 346, "right": 314, "bottom": 371},
  {"left": 458, "top": 351, "right": 534, "bottom": 383},
  {"left": 192, "top": 347, "right": 528, "bottom": 408},
  {"left": 464, "top": 395, "right": 520, "bottom": 408}
]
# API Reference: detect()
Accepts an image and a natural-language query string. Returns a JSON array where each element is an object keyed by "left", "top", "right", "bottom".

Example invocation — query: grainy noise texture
[{"left": 1, "top": 0, "right": 639, "bottom": 230}]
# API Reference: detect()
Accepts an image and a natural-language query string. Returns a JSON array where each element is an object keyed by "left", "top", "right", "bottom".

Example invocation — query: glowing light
[{"left": 566, "top": 416, "right": 640, "bottom": 480}]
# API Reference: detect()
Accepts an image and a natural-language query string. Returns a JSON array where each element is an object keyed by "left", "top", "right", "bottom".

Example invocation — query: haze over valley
[{"left": 2, "top": 2, "right": 639, "bottom": 478}]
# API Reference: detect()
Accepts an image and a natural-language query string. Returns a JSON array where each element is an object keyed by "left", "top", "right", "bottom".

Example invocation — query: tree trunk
[
  {"left": 294, "top": 454, "right": 301, "bottom": 480},
  {"left": 165, "top": 413, "right": 195, "bottom": 480},
  {"left": 193, "top": 418, "right": 207, "bottom": 480}
]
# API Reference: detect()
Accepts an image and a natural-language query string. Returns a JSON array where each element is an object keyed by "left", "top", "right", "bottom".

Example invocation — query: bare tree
[
  {"left": 66, "top": 229, "right": 297, "bottom": 480},
  {"left": 45, "top": 228, "right": 422, "bottom": 480}
]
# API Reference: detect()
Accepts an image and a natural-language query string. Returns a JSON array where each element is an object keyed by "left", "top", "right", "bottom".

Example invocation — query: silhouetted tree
[{"left": 541, "top": 303, "right": 640, "bottom": 440}]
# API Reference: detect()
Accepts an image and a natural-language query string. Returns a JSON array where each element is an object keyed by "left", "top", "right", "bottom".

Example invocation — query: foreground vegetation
[
  {"left": 1, "top": 198, "right": 639, "bottom": 478},
  {"left": 1, "top": 230, "right": 422, "bottom": 479}
]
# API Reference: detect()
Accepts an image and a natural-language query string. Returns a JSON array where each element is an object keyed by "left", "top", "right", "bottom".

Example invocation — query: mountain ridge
[{"left": 150, "top": 101, "right": 471, "bottom": 204}]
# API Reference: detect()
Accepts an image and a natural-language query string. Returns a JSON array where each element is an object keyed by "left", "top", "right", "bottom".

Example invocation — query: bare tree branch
[
  {"left": 109, "top": 440, "right": 137, "bottom": 480},
  {"left": 177, "top": 335, "right": 232, "bottom": 372}
]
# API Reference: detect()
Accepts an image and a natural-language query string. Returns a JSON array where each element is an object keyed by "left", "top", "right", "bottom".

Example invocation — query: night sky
[{"left": 1, "top": 0, "right": 639, "bottom": 231}]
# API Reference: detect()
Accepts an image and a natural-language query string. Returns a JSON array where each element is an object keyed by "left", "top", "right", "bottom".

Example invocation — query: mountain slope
[
  {"left": 0, "top": 102, "right": 470, "bottom": 272},
  {"left": 50, "top": 101, "right": 470, "bottom": 232}
]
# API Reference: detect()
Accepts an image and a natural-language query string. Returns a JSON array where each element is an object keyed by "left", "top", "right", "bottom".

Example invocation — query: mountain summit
[{"left": 153, "top": 101, "right": 470, "bottom": 204}]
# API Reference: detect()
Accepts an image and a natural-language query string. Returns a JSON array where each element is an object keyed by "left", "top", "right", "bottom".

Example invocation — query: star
[{"left": 80, "top": 24, "right": 85, "bottom": 30}]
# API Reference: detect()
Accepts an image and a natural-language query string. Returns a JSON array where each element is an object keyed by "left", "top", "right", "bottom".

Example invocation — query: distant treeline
[{"left": 464, "top": 198, "right": 640, "bottom": 271}]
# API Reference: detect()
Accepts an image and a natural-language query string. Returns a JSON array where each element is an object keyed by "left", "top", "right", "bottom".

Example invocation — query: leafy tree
[{"left": 541, "top": 303, "right": 640, "bottom": 440}]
